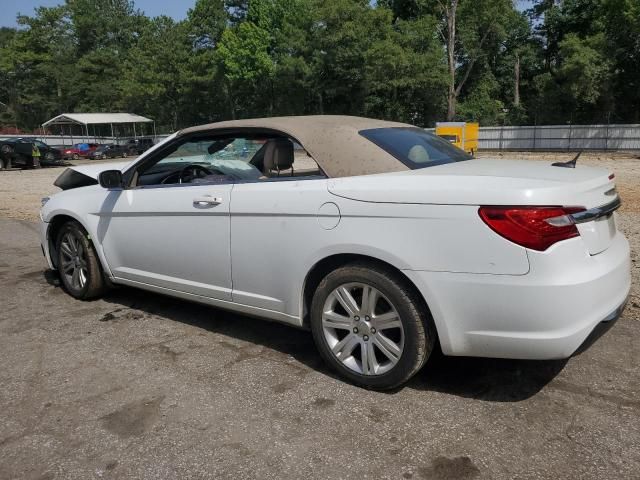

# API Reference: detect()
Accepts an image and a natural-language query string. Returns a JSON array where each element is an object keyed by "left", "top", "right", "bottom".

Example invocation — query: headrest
[
  {"left": 263, "top": 138, "right": 294, "bottom": 173},
  {"left": 407, "top": 144, "right": 430, "bottom": 163}
]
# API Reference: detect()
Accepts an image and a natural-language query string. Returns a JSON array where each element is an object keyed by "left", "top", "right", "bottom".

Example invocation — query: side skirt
[{"left": 111, "top": 277, "right": 306, "bottom": 329}]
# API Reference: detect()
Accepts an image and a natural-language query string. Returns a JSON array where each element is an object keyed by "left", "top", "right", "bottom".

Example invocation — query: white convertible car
[{"left": 39, "top": 116, "right": 630, "bottom": 389}]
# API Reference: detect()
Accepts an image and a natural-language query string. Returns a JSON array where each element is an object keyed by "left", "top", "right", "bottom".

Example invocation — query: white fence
[{"left": 479, "top": 124, "right": 640, "bottom": 151}]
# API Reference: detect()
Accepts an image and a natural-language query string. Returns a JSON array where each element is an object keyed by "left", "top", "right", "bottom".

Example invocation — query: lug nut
[
  {"left": 370, "top": 327, "right": 376, "bottom": 334},
  {"left": 363, "top": 335, "right": 369, "bottom": 341},
  {"left": 365, "top": 316, "right": 370, "bottom": 321},
  {"left": 353, "top": 327, "right": 359, "bottom": 334},
  {"left": 354, "top": 316, "right": 360, "bottom": 321}
]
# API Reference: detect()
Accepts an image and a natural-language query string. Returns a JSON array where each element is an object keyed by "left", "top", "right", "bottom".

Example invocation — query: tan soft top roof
[{"left": 179, "top": 115, "right": 412, "bottom": 177}]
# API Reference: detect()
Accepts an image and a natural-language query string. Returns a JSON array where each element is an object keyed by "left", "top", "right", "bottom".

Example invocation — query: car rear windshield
[{"left": 359, "top": 127, "right": 472, "bottom": 169}]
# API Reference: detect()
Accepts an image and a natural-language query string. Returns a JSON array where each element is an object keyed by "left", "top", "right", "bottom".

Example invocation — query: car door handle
[{"left": 193, "top": 196, "right": 223, "bottom": 207}]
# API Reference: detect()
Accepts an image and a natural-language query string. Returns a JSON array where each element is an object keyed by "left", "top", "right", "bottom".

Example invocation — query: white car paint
[{"left": 39, "top": 131, "right": 630, "bottom": 361}]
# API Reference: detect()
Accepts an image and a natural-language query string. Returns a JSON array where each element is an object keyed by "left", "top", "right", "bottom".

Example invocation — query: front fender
[{"left": 41, "top": 189, "right": 115, "bottom": 278}]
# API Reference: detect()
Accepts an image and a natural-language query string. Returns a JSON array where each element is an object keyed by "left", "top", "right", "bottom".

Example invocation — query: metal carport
[{"left": 42, "top": 113, "right": 155, "bottom": 143}]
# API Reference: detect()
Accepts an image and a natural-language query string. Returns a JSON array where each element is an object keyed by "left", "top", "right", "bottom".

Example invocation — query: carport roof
[{"left": 42, "top": 113, "right": 153, "bottom": 127}]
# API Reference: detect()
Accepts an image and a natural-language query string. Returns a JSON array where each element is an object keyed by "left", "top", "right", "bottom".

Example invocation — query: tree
[
  {"left": 365, "top": 14, "right": 447, "bottom": 124},
  {"left": 187, "top": 0, "right": 227, "bottom": 49},
  {"left": 432, "top": 0, "right": 517, "bottom": 120},
  {"left": 217, "top": 21, "right": 275, "bottom": 118},
  {"left": 1, "top": 6, "right": 74, "bottom": 129},
  {"left": 1, "top": 0, "right": 639, "bottom": 131},
  {"left": 120, "top": 17, "right": 191, "bottom": 131}
]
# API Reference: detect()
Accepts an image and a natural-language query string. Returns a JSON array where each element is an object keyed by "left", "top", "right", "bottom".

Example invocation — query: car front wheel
[
  {"left": 310, "top": 262, "right": 435, "bottom": 390},
  {"left": 56, "top": 221, "right": 107, "bottom": 300}
]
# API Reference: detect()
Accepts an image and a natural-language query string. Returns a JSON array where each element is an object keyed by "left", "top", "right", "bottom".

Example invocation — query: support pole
[
  {"left": 111, "top": 123, "right": 114, "bottom": 142},
  {"left": 133, "top": 122, "right": 137, "bottom": 139},
  {"left": 153, "top": 121, "right": 157, "bottom": 141}
]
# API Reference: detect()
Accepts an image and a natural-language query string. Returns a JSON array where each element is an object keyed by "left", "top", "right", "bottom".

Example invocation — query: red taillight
[{"left": 478, "top": 206, "right": 586, "bottom": 251}]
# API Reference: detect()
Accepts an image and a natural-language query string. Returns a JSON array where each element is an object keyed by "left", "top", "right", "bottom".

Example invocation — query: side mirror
[{"left": 99, "top": 170, "right": 124, "bottom": 189}]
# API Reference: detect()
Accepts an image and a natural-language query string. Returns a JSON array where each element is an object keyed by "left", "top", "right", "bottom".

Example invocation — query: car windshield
[
  {"left": 359, "top": 127, "right": 472, "bottom": 169},
  {"left": 146, "top": 137, "right": 268, "bottom": 181}
]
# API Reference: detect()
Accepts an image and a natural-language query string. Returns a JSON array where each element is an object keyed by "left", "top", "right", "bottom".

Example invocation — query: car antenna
[{"left": 552, "top": 151, "right": 581, "bottom": 168}]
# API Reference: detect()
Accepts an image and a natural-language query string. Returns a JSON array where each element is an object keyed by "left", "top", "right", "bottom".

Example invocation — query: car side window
[{"left": 135, "top": 135, "right": 324, "bottom": 187}]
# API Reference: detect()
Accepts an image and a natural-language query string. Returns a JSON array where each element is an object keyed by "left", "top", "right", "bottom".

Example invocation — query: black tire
[
  {"left": 73, "top": 153, "right": 79, "bottom": 160},
  {"left": 1, "top": 144, "right": 13, "bottom": 155},
  {"left": 55, "top": 221, "right": 107, "bottom": 300},
  {"left": 310, "top": 262, "right": 435, "bottom": 390}
]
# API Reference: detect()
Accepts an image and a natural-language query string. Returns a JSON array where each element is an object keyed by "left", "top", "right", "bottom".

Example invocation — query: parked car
[
  {"left": 39, "top": 116, "right": 630, "bottom": 390},
  {"left": 0, "top": 137, "right": 62, "bottom": 168},
  {"left": 62, "top": 143, "right": 100, "bottom": 160},
  {"left": 125, "top": 137, "right": 154, "bottom": 156},
  {"left": 89, "top": 144, "right": 128, "bottom": 160}
]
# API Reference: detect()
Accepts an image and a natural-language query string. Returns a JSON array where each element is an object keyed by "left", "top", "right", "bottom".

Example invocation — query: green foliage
[
  {"left": 457, "top": 72, "right": 505, "bottom": 125},
  {"left": 0, "top": 0, "right": 638, "bottom": 131},
  {"left": 187, "top": 0, "right": 227, "bottom": 49}
]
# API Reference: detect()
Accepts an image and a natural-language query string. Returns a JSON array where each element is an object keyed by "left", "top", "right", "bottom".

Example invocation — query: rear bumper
[{"left": 404, "top": 232, "right": 631, "bottom": 359}]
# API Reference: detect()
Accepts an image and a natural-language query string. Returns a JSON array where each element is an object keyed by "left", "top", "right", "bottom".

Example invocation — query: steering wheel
[
  {"left": 161, "top": 164, "right": 225, "bottom": 184},
  {"left": 179, "top": 164, "right": 214, "bottom": 183}
]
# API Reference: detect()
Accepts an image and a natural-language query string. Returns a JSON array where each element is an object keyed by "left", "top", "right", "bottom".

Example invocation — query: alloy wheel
[
  {"left": 322, "top": 282, "right": 404, "bottom": 375},
  {"left": 59, "top": 232, "right": 88, "bottom": 290}
]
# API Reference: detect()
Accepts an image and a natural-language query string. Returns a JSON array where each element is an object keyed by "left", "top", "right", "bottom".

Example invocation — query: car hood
[
  {"left": 328, "top": 158, "right": 615, "bottom": 209},
  {"left": 70, "top": 160, "right": 132, "bottom": 178},
  {"left": 53, "top": 161, "right": 132, "bottom": 190}
]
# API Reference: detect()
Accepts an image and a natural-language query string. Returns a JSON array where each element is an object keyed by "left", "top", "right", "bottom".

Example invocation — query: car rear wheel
[
  {"left": 72, "top": 153, "right": 79, "bottom": 160},
  {"left": 44, "top": 151, "right": 54, "bottom": 161},
  {"left": 1, "top": 144, "right": 14, "bottom": 155},
  {"left": 56, "top": 221, "right": 107, "bottom": 300},
  {"left": 310, "top": 262, "right": 435, "bottom": 390}
]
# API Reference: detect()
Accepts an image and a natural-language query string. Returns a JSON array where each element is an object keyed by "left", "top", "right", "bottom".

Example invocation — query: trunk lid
[{"left": 328, "top": 159, "right": 619, "bottom": 255}]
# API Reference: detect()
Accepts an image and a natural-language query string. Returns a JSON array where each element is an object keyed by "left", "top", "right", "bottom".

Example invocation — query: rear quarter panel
[{"left": 230, "top": 179, "right": 529, "bottom": 322}]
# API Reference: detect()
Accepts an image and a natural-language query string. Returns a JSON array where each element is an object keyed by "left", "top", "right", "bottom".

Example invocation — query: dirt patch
[{"left": 100, "top": 396, "right": 164, "bottom": 438}]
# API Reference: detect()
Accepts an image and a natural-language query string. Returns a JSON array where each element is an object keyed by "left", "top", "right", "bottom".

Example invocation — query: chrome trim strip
[{"left": 570, "top": 196, "right": 621, "bottom": 224}]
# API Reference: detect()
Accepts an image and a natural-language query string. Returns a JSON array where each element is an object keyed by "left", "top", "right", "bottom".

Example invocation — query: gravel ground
[{"left": 0, "top": 153, "right": 639, "bottom": 479}]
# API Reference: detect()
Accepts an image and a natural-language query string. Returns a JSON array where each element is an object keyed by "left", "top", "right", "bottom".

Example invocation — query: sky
[{"left": 0, "top": 0, "right": 194, "bottom": 27}]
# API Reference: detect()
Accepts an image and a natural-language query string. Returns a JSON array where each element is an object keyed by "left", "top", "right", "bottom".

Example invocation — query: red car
[{"left": 62, "top": 143, "right": 100, "bottom": 160}]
